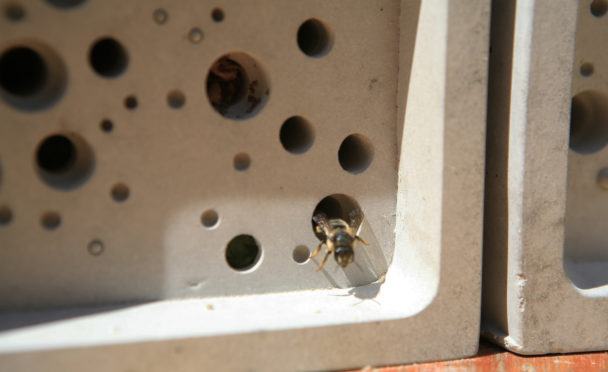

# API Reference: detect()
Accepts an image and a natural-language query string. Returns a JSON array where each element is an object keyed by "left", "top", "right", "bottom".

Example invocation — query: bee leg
[
  {"left": 356, "top": 236, "right": 369, "bottom": 246},
  {"left": 310, "top": 242, "right": 324, "bottom": 258},
  {"left": 315, "top": 249, "right": 332, "bottom": 272}
]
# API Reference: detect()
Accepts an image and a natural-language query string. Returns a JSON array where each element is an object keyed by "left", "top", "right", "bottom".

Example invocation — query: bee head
[{"left": 334, "top": 246, "right": 354, "bottom": 267}]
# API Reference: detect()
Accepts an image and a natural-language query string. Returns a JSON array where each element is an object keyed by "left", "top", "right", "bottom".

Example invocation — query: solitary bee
[{"left": 310, "top": 209, "right": 368, "bottom": 271}]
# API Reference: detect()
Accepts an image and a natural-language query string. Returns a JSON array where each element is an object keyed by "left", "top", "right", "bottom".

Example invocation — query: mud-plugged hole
[
  {"left": 89, "top": 37, "right": 128, "bottom": 78},
  {"left": 35, "top": 133, "right": 94, "bottom": 190},
  {"left": 280, "top": 116, "right": 314, "bottom": 154},
  {"left": 297, "top": 18, "right": 333, "bottom": 57},
  {"left": 206, "top": 52, "right": 270, "bottom": 119},
  {"left": 226, "top": 234, "right": 261, "bottom": 271},
  {"left": 338, "top": 133, "right": 374, "bottom": 174},
  {"left": 569, "top": 90, "right": 608, "bottom": 154},
  {"left": 312, "top": 194, "right": 363, "bottom": 241},
  {"left": 0, "top": 42, "right": 66, "bottom": 110}
]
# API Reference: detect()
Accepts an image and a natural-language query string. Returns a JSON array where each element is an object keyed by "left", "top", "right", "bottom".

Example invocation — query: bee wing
[
  {"left": 347, "top": 207, "right": 364, "bottom": 230},
  {"left": 312, "top": 212, "right": 332, "bottom": 237}
]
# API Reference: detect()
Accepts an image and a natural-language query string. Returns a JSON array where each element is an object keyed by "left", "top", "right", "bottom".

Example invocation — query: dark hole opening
[
  {"left": 0, "top": 47, "right": 48, "bottom": 96},
  {"left": 37, "top": 135, "right": 76, "bottom": 173}
]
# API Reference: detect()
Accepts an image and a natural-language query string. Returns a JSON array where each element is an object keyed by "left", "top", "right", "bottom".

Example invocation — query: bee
[{"left": 310, "top": 209, "right": 368, "bottom": 271}]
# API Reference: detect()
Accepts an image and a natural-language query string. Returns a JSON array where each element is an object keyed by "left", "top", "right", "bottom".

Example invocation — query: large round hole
[
  {"left": 35, "top": 133, "right": 94, "bottom": 189},
  {"left": 297, "top": 18, "right": 333, "bottom": 57},
  {"left": 280, "top": 116, "right": 314, "bottom": 154},
  {"left": 46, "top": 0, "right": 86, "bottom": 8},
  {"left": 591, "top": 0, "right": 608, "bottom": 17},
  {"left": 0, "top": 42, "right": 66, "bottom": 110},
  {"left": 338, "top": 134, "right": 374, "bottom": 174},
  {"left": 225, "top": 234, "right": 261, "bottom": 271},
  {"left": 89, "top": 37, "right": 128, "bottom": 78},
  {"left": 311, "top": 194, "right": 363, "bottom": 241},
  {"left": 569, "top": 90, "right": 608, "bottom": 154},
  {"left": 206, "top": 52, "right": 270, "bottom": 119}
]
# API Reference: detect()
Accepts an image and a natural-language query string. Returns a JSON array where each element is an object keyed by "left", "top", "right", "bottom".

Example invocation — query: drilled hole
[
  {"left": 37, "top": 135, "right": 75, "bottom": 173},
  {"left": 46, "top": 0, "right": 86, "bottom": 8},
  {"left": 293, "top": 245, "right": 310, "bottom": 264},
  {"left": 111, "top": 183, "right": 130, "bottom": 202},
  {"left": 233, "top": 152, "right": 251, "bottom": 171},
  {"left": 338, "top": 134, "right": 374, "bottom": 174},
  {"left": 226, "top": 234, "right": 261, "bottom": 271},
  {"left": 0, "top": 205, "right": 13, "bottom": 226},
  {"left": 297, "top": 18, "right": 333, "bottom": 57},
  {"left": 100, "top": 119, "right": 113, "bottom": 133},
  {"left": 87, "top": 239, "right": 104, "bottom": 256},
  {"left": 35, "top": 133, "right": 94, "bottom": 189},
  {"left": 580, "top": 62, "right": 594, "bottom": 77},
  {"left": 280, "top": 116, "right": 314, "bottom": 154},
  {"left": 124, "top": 95, "right": 137, "bottom": 110},
  {"left": 41, "top": 211, "right": 61, "bottom": 230},
  {"left": 569, "top": 90, "right": 608, "bottom": 154},
  {"left": 591, "top": 0, "right": 608, "bottom": 17},
  {"left": 4, "top": 3, "right": 25, "bottom": 21},
  {"left": 201, "top": 209, "right": 219, "bottom": 228},
  {"left": 188, "top": 28, "right": 203, "bottom": 44},
  {"left": 153, "top": 8, "right": 168, "bottom": 24},
  {"left": 0, "top": 47, "right": 47, "bottom": 96},
  {"left": 89, "top": 37, "right": 128, "bottom": 78},
  {"left": 167, "top": 90, "right": 186, "bottom": 109},
  {"left": 211, "top": 8, "right": 224, "bottom": 22},
  {"left": 206, "top": 52, "right": 270, "bottom": 119}
]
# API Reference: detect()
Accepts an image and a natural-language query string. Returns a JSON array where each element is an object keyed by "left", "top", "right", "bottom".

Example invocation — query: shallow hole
[
  {"left": 297, "top": 18, "right": 333, "bottom": 57},
  {"left": 338, "top": 134, "right": 374, "bottom": 174},
  {"left": 35, "top": 133, "right": 94, "bottom": 189},
  {"left": 211, "top": 8, "right": 224, "bottom": 22},
  {"left": 153, "top": 8, "right": 168, "bottom": 24},
  {"left": 46, "top": 0, "right": 86, "bottom": 8},
  {"left": 0, "top": 205, "right": 13, "bottom": 226},
  {"left": 188, "top": 28, "right": 203, "bottom": 44},
  {"left": 569, "top": 90, "right": 608, "bottom": 154},
  {"left": 201, "top": 209, "right": 219, "bottom": 228},
  {"left": 206, "top": 52, "right": 270, "bottom": 119},
  {"left": 280, "top": 116, "right": 314, "bottom": 154},
  {"left": 41, "top": 211, "right": 61, "bottom": 230},
  {"left": 124, "top": 95, "right": 138, "bottom": 110},
  {"left": 89, "top": 37, "right": 128, "bottom": 78},
  {"left": 111, "top": 183, "right": 130, "bottom": 202},
  {"left": 233, "top": 152, "right": 251, "bottom": 171},
  {"left": 580, "top": 62, "right": 594, "bottom": 77},
  {"left": 225, "top": 234, "right": 261, "bottom": 271},
  {"left": 167, "top": 90, "right": 186, "bottom": 109},
  {"left": 293, "top": 245, "right": 310, "bottom": 264},
  {"left": 591, "top": 0, "right": 608, "bottom": 17},
  {"left": 87, "top": 239, "right": 104, "bottom": 256},
  {"left": 0, "top": 47, "right": 47, "bottom": 96},
  {"left": 4, "top": 3, "right": 25, "bottom": 21},
  {"left": 100, "top": 119, "right": 113, "bottom": 133}
]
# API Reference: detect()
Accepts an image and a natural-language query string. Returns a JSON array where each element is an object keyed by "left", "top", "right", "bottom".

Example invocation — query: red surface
[{"left": 347, "top": 342, "right": 608, "bottom": 372}]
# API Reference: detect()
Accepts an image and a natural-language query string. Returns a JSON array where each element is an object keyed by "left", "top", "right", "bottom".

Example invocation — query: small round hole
[
  {"left": 188, "top": 28, "right": 203, "bottom": 44},
  {"left": 206, "top": 52, "right": 270, "bottom": 119},
  {"left": 46, "top": 0, "right": 86, "bottom": 8},
  {"left": 597, "top": 168, "right": 608, "bottom": 190},
  {"left": 591, "top": 0, "right": 608, "bottom": 17},
  {"left": 211, "top": 8, "right": 224, "bottom": 22},
  {"left": 111, "top": 183, "right": 130, "bottom": 202},
  {"left": 35, "top": 133, "right": 94, "bottom": 189},
  {"left": 580, "top": 62, "right": 594, "bottom": 77},
  {"left": 0, "top": 47, "right": 47, "bottom": 96},
  {"left": 41, "top": 211, "right": 61, "bottom": 230},
  {"left": 233, "top": 152, "right": 251, "bottom": 171},
  {"left": 4, "top": 3, "right": 25, "bottom": 21},
  {"left": 124, "top": 95, "right": 137, "bottom": 110},
  {"left": 201, "top": 209, "right": 219, "bottom": 228},
  {"left": 167, "top": 90, "right": 186, "bottom": 109},
  {"left": 280, "top": 116, "right": 314, "bottom": 154},
  {"left": 293, "top": 245, "right": 310, "bottom": 264},
  {"left": 153, "top": 8, "right": 168, "bottom": 25},
  {"left": 87, "top": 239, "right": 104, "bottom": 256},
  {"left": 338, "top": 134, "right": 374, "bottom": 174},
  {"left": 0, "top": 205, "right": 13, "bottom": 226},
  {"left": 226, "top": 234, "right": 261, "bottom": 271},
  {"left": 89, "top": 37, "right": 128, "bottom": 78},
  {"left": 297, "top": 18, "right": 333, "bottom": 57},
  {"left": 100, "top": 119, "right": 113, "bottom": 132}
]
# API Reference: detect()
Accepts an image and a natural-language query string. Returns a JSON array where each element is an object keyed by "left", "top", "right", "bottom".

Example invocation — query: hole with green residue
[{"left": 225, "top": 234, "right": 261, "bottom": 271}]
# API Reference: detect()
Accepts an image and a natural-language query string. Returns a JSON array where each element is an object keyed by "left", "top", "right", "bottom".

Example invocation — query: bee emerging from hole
[{"left": 311, "top": 209, "right": 368, "bottom": 271}]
